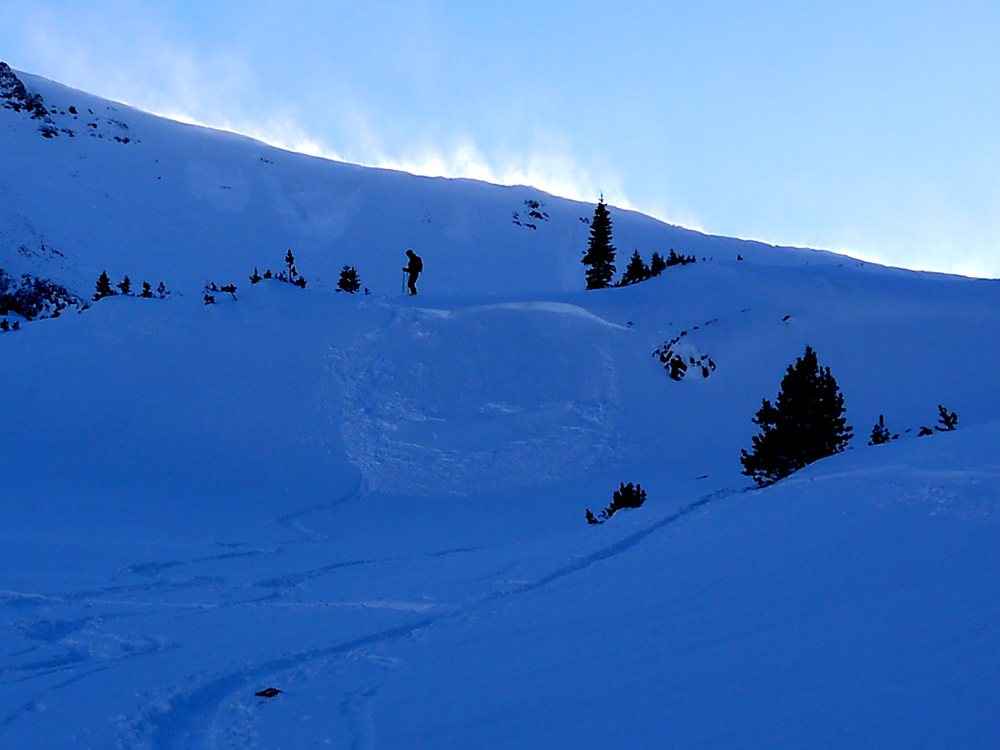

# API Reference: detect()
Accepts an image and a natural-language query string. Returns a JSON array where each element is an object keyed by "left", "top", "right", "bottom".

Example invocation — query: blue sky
[{"left": 3, "top": 1, "right": 999, "bottom": 277}]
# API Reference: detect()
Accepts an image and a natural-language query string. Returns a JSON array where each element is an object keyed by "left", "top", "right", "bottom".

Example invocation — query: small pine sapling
[
  {"left": 868, "top": 414, "right": 897, "bottom": 445},
  {"left": 935, "top": 404, "right": 958, "bottom": 432},
  {"left": 337, "top": 265, "right": 361, "bottom": 293},
  {"left": 117, "top": 275, "right": 131, "bottom": 295},
  {"left": 283, "top": 251, "right": 307, "bottom": 287},
  {"left": 141, "top": 281, "right": 153, "bottom": 298}
]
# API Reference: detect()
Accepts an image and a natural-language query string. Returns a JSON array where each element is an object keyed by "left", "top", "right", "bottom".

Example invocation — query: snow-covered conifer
[
  {"left": 741, "top": 346, "right": 852, "bottom": 485},
  {"left": 582, "top": 198, "right": 616, "bottom": 290}
]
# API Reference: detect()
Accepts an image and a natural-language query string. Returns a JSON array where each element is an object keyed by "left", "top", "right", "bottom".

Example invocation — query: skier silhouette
[{"left": 403, "top": 249, "right": 423, "bottom": 295}]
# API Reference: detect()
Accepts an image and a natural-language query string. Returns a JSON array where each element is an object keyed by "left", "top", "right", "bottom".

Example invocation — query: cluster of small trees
[
  {"left": 203, "top": 281, "right": 237, "bottom": 305},
  {"left": 93, "top": 252, "right": 367, "bottom": 304},
  {"left": 586, "top": 482, "right": 647, "bottom": 525},
  {"left": 250, "top": 250, "right": 307, "bottom": 288},
  {"left": 619, "top": 250, "right": 665, "bottom": 285},
  {"left": 741, "top": 345, "right": 961, "bottom": 487},
  {"left": 249, "top": 253, "right": 367, "bottom": 294},
  {"left": 863, "top": 406, "right": 956, "bottom": 445},
  {"left": 586, "top": 346, "right": 958, "bottom": 515},
  {"left": 94, "top": 272, "right": 169, "bottom": 301},
  {"left": 582, "top": 199, "right": 696, "bottom": 289},
  {"left": 1, "top": 269, "right": 81, "bottom": 320},
  {"left": 621, "top": 249, "right": 697, "bottom": 286}
]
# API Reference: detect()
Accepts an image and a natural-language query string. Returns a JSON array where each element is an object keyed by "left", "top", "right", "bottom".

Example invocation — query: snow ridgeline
[{"left": 1, "top": 62, "right": 858, "bottom": 305}]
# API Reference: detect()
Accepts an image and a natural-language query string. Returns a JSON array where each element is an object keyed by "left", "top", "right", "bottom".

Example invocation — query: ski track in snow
[
  {"left": 0, "top": 297, "right": 632, "bottom": 748},
  {"left": 122, "top": 487, "right": 740, "bottom": 750},
  {"left": 0, "top": 483, "right": 735, "bottom": 747},
  {"left": 272, "top": 473, "right": 368, "bottom": 543}
]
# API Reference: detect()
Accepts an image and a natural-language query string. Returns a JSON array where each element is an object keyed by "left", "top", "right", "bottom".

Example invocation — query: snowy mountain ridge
[
  {"left": 3, "top": 62, "right": 860, "bottom": 302},
  {"left": 1, "top": 64, "right": 999, "bottom": 749}
]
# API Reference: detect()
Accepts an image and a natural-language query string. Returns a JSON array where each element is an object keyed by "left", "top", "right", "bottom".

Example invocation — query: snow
[{"left": 2, "top": 66, "right": 1000, "bottom": 748}]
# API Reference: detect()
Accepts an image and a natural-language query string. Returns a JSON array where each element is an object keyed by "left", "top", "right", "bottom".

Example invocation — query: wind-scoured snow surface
[{"left": 2, "top": 68, "right": 999, "bottom": 749}]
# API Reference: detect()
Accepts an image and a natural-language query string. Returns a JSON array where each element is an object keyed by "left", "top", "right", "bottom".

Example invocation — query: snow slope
[{"left": 2, "top": 66, "right": 1000, "bottom": 749}]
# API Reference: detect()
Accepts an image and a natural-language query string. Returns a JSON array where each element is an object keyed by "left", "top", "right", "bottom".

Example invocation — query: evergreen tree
[
  {"left": 620, "top": 250, "right": 649, "bottom": 286},
  {"left": 117, "top": 275, "right": 131, "bottom": 295},
  {"left": 935, "top": 404, "right": 958, "bottom": 432},
  {"left": 740, "top": 345, "right": 853, "bottom": 486},
  {"left": 337, "top": 265, "right": 361, "bottom": 293},
  {"left": 581, "top": 198, "right": 616, "bottom": 289},
  {"left": 93, "top": 271, "right": 115, "bottom": 301},
  {"left": 868, "top": 414, "right": 897, "bottom": 445},
  {"left": 156, "top": 281, "right": 168, "bottom": 298},
  {"left": 141, "top": 281, "right": 153, "bottom": 298},
  {"left": 649, "top": 252, "right": 666, "bottom": 277}
]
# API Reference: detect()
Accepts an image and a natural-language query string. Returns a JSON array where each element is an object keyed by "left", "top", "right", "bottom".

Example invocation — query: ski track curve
[
  {"left": 272, "top": 473, "right": 367, "bottom": 543},
  {"left": 127, "top": 487, "right": 741, "bottom": 750}
]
